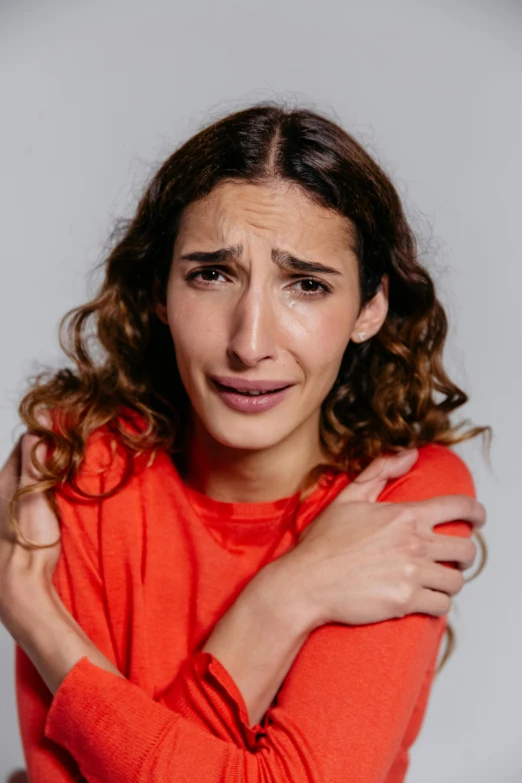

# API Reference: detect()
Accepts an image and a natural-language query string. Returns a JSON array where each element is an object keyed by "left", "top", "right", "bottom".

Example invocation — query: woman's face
[{"left": 155, "top": 180, "right": 388, "bottom": 454}]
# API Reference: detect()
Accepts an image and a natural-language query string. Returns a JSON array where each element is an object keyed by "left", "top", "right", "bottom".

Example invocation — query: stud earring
[{"left": 356, "top": 332, "right": 366, "bottom": 341}]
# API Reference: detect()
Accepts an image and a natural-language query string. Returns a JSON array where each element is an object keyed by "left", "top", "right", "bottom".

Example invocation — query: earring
[{"left": 356, "top": 332, "right": 366, "bottom": 341}]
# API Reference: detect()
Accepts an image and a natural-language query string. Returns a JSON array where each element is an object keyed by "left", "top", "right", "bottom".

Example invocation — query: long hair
[{"left": 10, "top": 101, "right": 491, "bottom": 672}]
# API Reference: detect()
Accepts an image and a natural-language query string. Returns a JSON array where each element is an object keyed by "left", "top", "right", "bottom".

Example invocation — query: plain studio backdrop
[{"left": 0, "top": 1, "right": 520, "bottom": 780}]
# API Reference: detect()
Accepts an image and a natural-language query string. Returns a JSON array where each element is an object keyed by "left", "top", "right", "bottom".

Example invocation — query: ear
[
  {"left": 152, "top": 278, "right": 169, "bottom": 325},
  {"left": 350, "top": 274, "right": 389, "bottom": 343}
]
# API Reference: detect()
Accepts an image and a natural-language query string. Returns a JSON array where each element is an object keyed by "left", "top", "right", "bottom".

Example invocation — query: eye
[
  {"left": 185, "top": 268, "right": 332, "bottom": 298},
  {"left": 185, "top": 267, "right": 229, "bottom": 286},
  {"left": 290, "top": 278, "right": 332, "bottom": 298}
]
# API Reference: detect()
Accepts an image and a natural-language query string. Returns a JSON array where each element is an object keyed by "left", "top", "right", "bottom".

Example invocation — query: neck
[{"left": 182, "top": 411, "right": 331, "bottom": 503}]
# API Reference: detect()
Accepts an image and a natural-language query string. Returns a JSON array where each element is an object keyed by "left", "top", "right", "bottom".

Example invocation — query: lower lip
[{"left": 211, "top": 381, "right": 293, "bottom": 413}]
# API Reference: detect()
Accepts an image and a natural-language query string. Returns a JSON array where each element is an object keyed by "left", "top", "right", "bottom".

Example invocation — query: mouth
[
  {"left": 211, "top": 376, "right": 294, "bottom": 395},
  {"left": 212, "top": 381, "right": 292, "bottom": 396},
  {"left": 209, "top": 377, "right": 295, "bottom": 413}
]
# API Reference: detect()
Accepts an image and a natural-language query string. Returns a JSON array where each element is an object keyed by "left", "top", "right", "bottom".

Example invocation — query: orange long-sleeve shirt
[{"left": 15, "top": 409, "right": 476, "bottom": 783}]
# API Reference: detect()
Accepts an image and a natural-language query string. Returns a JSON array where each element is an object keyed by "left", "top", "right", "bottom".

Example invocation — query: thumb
[
  {"left": 20, "top": 408, "right": 54, "bottom": 488},
  {"left": 338, "top": 448, "right": 419, "bottom": 504},
  {"left": 15, "top": 410, "right": 60, "bottom": 549},
  {"left": 0, "top": 437, "right": 23, "bottom": 544}
]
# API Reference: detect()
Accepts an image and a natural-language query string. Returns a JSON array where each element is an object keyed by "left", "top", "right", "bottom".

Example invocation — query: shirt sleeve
[
  {"left": 14, "top": 421, "right": 124, "bottom": 782},
  {"left": 38, "top": 443, "right": 477, "bottom": 783}
]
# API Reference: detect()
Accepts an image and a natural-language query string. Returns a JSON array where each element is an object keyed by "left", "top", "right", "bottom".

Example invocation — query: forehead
[{"left": 176, "top": 180, "right": 357, "bottom": 256}]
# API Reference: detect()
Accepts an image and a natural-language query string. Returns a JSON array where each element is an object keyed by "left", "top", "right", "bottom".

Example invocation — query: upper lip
[{"left": 211, "top": 375, "right": 294, "bottom": 393}]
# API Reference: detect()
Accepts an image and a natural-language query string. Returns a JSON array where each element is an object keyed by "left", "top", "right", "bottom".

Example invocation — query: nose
[{"left": 227, "top": 285, "right": 278, "bottom": 367}]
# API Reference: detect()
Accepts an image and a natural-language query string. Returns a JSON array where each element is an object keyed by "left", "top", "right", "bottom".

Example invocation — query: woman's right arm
[
  {"left": 197, "top": 447, "right": 481, "bottom": 726},
  {"left": 14, "top": 445, "right": 484, "bottom": 783},
  {"left": 15, "top": 447, "right": 481, "bottom": 782}
]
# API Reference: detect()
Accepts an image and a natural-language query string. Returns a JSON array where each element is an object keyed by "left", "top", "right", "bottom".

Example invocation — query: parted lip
[{"left": 211, "top": 375, "right": 294, "bottom": 393}]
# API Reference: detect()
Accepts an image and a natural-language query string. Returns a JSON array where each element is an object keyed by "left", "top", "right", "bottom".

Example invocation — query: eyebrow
[{"left": 179, "top": 244, "right": 343, "bottom": 276}]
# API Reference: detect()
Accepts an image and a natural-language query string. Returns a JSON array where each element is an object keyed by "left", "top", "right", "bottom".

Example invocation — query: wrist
[
  {"left": 252, "top": 555, "right": 321, "bottom": 635},
  {"left": 16, "top": 591, "right": 86, "bottom": 691},
  {"left": 202, "top": 560, "right": 313, "bottom": 726},
  {"left": 15, "top": 582, "right": 122, "bottom": 695},
  {"left": 4, "top": 577, "right": 58, "bottom": 649}
]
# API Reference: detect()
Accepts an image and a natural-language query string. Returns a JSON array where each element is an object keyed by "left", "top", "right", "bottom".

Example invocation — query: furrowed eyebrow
[
  {"left": 179, "top": 244, "right": 342, "bottom": 276},
  {"left": 271, "top": 249, "right": 342, "bottom": 276},
  {"left": 179, "top": 245, "right": 243, "bottom": 264}
]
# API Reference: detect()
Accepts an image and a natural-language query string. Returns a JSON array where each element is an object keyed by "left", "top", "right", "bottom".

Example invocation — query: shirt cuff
[
  {"left": 44, "top": 651, "right": 267, "bottom": 776},
  {"left": 161, "top": 650, "right": 268, "bottom": 751},
  {"left": 44, "top": 656, "right": 178, "bottom": 778}
]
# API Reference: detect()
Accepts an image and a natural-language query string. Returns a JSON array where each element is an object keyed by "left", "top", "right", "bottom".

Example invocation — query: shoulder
[
  {"left": 50, "top": 407, "right": 151, "bottom": 565},
  {"left": 50, "top": 404, "right": 150, "bottom": 501},
  {"left": 378, "top": 443, "right": 476, "bottom": 503}
]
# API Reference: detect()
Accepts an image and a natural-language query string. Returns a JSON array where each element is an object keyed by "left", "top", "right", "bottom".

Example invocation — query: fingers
[
  {"left": 4, "top": 409, "right": 60, "bottom": 550},
  {"left": 425, "top": 533, "right": 478, "bottom": 570},
  {"left": 20, "top": 408, "right": 54, "bottom": 488},
  {"left": 413, "top": 589, "right": 452, "bottom": 617},
  {"left": 0, "top": 438, "right": 24, "bottom": 547},
  {"left": 411, "top": 562, "right": 468, "bottom": 617},
  {"left": 422, "top": 562, "right": 465, "bottom": 595},
  {"left": 0, "top": 437, "right": 23, "bottom": 498},
  {"left": 0, "top": 409, "right": 53, "bottom": 494},
  {"left": 409, "top": 495, "right": 486, "bottom": 532},
  {"left": 338, "top": 449, "right": 419, "bottom": 504}
]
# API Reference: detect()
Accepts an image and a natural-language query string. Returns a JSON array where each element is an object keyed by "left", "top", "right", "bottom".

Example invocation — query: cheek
[
  {"left": 279, "top": 300, "right": 355, "bottom": 377},
  {"left": 168, "top": 291, "right": 223, "bottom": 357}
]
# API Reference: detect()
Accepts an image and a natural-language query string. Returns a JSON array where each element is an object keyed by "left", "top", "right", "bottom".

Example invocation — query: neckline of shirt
[{"left": 180, "top": 466, "right": 343, "bottom": 528}]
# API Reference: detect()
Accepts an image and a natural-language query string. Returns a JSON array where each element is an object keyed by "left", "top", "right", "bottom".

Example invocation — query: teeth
[{"left": 218, "top": 382, "right": 288, "bottom": 395}]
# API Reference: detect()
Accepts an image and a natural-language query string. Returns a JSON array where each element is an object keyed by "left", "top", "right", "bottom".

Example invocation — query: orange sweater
[{"left": 15, "top": 410, "right": 475, "bottom": 783}]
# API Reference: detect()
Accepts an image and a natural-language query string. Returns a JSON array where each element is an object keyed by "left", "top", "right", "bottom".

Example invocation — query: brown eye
[
  {"left": 300, "top": 280, "right": 322, "bottom": 293},
  {"left": 198, "top": 269, "right": 221, "bottom": 282},
  {"left": 186, "top": 267, "right": 228, "bottom": 285},
  {"left": 290, "top": 278, "right": 331, "bottom": 297}
]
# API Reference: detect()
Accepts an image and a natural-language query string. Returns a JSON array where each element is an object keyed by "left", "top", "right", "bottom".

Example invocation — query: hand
[
  {"left": 0, "top": 409, "right": 62, "bottom": 644},
  {"left": 0, "top": 409, "right": 123, "bottom": 693},
  {"left": 278, "top": 449, "right": 486, "bottom": 630}
]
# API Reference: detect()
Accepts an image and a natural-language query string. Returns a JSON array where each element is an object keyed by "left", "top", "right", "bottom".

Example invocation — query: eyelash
[{"left": 185, "top": 267, "right": 333, "bottom": 298}]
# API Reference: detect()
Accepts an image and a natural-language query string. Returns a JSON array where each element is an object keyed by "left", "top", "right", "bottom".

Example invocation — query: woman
[{"left": 0, "top": 102, "right": 488, "bottom": 782}]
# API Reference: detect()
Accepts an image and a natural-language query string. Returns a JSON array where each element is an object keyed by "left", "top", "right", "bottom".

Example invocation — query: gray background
[{"left": 1, "top": 0, "right": 520, "bottom": 780}]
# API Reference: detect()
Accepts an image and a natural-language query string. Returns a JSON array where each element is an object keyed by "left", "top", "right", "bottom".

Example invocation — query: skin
[{"left": 155, "top": 178, "right": 389, "bottom": 502}]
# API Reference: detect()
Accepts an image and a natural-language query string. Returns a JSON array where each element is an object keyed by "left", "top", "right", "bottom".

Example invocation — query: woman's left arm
[
  {"left": 13, "top": 551, "right": 454, "bottom": 783},
  {"left": 165, "top": 444, "right": 475, "bottom": 783},
  {"left": 5, "top": 431, "right": 477, "bottom": 783}
]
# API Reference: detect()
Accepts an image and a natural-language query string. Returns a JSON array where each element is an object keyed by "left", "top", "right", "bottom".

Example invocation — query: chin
[{"left": 203, "top": 416, "right": 292, "bottom": 453}]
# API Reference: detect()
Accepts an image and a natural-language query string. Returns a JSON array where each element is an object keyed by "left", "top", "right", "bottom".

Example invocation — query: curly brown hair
[{"left": 10, "top": 101, "right": 491, "bottom": 673}]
